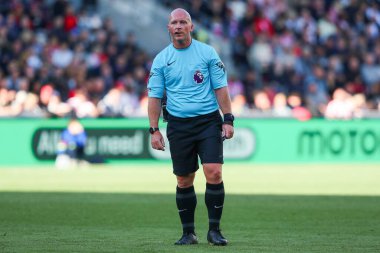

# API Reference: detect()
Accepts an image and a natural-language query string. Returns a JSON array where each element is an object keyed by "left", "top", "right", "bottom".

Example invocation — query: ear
[{"left": 190, "top": 23, "right": 194, "bottom": 32}]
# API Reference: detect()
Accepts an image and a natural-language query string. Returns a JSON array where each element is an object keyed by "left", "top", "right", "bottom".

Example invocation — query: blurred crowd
[
  {"left": 0, "top": 0, "right": 149, "bottom": 119},
  {"left": 164, "top": 0, "right": 380, "bottom": 120},
  {"left": 1, "top": 0, "right": 380, "bottom": 120}
]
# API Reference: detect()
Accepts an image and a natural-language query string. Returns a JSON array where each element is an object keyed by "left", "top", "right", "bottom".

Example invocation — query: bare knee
[
  {"left": 176, "top": 173, "right": 195, "bottom": 188},
  {"left": 203, "top": 164, "right": 223, "bottom": 184}
]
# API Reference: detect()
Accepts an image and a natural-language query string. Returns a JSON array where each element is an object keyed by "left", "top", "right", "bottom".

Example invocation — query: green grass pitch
[{"left": 1, "top": 164, "right": 380, "bottom": 253}]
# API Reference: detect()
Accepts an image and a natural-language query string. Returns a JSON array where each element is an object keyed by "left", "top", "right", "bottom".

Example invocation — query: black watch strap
[
  {"left": 149, "top": 127, "right": 159, "bottom": 134},
  {"left": 223, "top": 113, "right": 235, "bottom": 126}
]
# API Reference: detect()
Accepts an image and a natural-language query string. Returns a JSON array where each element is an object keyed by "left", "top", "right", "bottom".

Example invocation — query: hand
[
  {"left": 151, "top": 131, "right": 165, "bottom": 151},
  {"left": 222, "top": 124, "right": 234, "bottom": 140}
]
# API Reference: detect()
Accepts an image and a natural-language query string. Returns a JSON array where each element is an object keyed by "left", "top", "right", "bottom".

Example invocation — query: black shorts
[{"left": 166, "top": 110, "right": 224, "bottom": 176}]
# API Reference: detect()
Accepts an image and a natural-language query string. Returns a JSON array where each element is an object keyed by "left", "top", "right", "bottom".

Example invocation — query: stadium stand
[{"left": 0, "top": 0, "right": 379, "bottom": 119}]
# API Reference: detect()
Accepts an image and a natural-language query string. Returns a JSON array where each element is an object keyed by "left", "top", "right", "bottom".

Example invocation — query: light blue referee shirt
[{"left": 147, "top": 39, "right": 227, "bottom": 118}]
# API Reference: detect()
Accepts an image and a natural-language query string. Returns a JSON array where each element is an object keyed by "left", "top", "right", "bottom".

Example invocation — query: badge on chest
[{"left": 193, "top": 70, "right": 204, "bottom": 84}]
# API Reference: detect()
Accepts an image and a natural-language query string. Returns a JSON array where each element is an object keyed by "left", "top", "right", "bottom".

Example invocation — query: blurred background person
[
  {"left": 325, "top": 88, "right": 354, "bottom": 120},
  {"left": 55, "top": 116, "right": 87, "bottom": 169},
  {"left": 272, "top": 92, "right": 292, "bottom": 117}
]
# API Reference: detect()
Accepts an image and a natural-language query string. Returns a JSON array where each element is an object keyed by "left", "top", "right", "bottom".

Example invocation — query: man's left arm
[{"left": 215, "top": 87, "right": 234, "bottom": 140}]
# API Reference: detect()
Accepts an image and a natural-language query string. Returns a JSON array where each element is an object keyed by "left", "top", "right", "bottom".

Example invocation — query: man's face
[{"left": 167, "top": 10, "right": 193, "bottom": 45}]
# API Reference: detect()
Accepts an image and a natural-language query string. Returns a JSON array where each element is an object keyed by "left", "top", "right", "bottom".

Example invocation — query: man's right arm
[
  {"left": 147, "top": 54, "right": 166, "bottom": 150},
  {"left": 148, "top": 97, "right": 166, "bottom": 151}
]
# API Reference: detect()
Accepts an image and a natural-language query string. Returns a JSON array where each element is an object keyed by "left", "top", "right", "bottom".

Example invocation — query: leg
[
  {"left": 174, "top": 173, "right": 198, "bottom": 245},
  {"left": 177, "top": 172, "right": 196, "bottom": 188},
  {"left": 203, "top": 163, "right": 228, "bottom": 246},
  {"left": 203, "top": 163, "right": 223, "bottom": 184},
  {"left": 203, "top": 163, "right": 225, "bottom": 229},
  {"left": 176, "top": 173, "right": 196, "bottom": 233}
]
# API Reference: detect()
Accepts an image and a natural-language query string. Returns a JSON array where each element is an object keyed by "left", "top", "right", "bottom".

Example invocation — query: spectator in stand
[
  {"left": 360, "top": 53, "right": 380, "bottom": 96},
  {"left": 39, "top": 84, "right": 55, "bottom": 115},
  {"left": 64, "top": 4, "right": 78, "bottom": 32},
  {"left": 67, "top": 88, "right": 99, "bottom": 118},
  {"left": 325, "top": 88, "right": 354, "bottom": 120},
  {"left": 344, "top": 56, "right": 365, "bottom": 94},
  {"left": 253, "top": 9, "right": 275, "bottom": 37},
  {"left": 47, "top": 92, "right": 72, "bottom": 118},
  {"left": 231, "top": 94, "right": 248, "bottom": 116},
  {"left": 252, "top": 90, "right": 272, "bottom": 117},
  {"left": 351, "top": 93, "right": 368, "bottom": 119},
  {"left": 304, "top": 65, "right": 329, "bottom": 117},
  {"left": 272, "top": 92, "right": 292, "bottom": 117},
  {"left": 51, "top": 42, "right": 73, "bottom": 69},
  {"left": 241, "top": 69, "right": 257, "bottom": 107},
  {"left": 18, "top": 93, "right": 45, "bottom": 118},
  {"left": 288, "top": 92, "right": 312, "bottom": 121}
]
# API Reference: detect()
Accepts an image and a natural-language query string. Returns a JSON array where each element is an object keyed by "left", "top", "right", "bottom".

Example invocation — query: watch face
[{"left": 149, "top": 127, "right": 158, "bottom": 134}]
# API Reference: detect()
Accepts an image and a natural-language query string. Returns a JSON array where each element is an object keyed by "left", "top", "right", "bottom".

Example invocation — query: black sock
[
  {"left": 205, "top": 182, "right": 225, "bottom": 231},
  {"left": 176, "top": 185, "right": 197, "bottom": 234}
]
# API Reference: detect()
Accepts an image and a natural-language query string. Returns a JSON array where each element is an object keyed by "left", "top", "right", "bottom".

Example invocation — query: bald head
[
  {"left": 167, "top": 8, "right": 194, "bottom": 48},
  {"left": 169, "top": 8, "right": 192, "bottom": 23}
]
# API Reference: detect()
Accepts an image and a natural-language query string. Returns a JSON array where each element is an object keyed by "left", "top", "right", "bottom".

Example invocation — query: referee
[{"left": 147, "top": 8, "right": 234, "bottom": 246}]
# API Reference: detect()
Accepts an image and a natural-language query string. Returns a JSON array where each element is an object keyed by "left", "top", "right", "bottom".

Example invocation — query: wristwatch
[
  {"left": 223, "top": 113, "right": 235, "bottom": 126},
  {"left": 149, "top": 127, "right": 159, "bottom": 134}
]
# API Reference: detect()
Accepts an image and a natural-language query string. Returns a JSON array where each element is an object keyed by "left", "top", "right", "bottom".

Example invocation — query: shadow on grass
[{"left": 0, "top": 192, "right": 379, "bottom": 253}]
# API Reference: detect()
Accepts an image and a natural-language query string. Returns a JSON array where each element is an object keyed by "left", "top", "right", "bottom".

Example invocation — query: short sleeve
[
  {"left": 209, "top": 48, "right": 227, "bottom": 89},
  {"left": 147, "top": 56, "right": 165, "bottom": 98}
]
